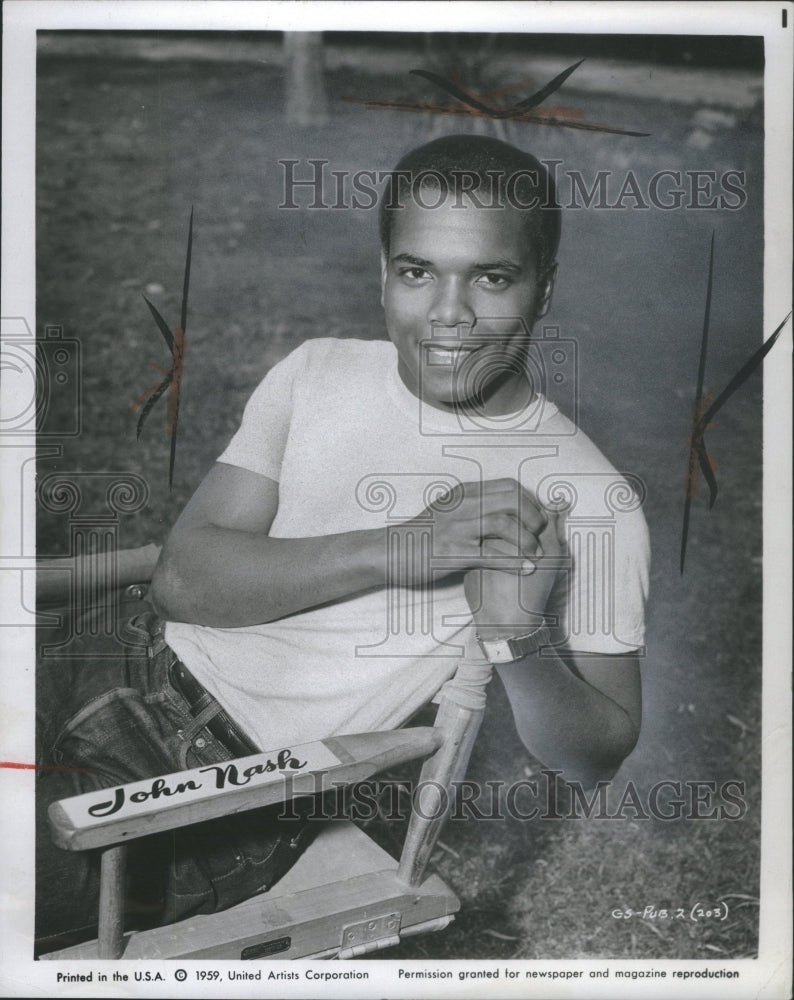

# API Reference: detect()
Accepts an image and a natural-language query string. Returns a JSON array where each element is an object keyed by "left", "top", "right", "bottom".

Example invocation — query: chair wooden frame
[{"left": 37, "top": 547, "right": 493, "bottom": 961}]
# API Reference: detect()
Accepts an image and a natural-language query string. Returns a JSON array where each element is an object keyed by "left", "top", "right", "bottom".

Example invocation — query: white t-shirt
[{"left": 166, "top": 338, "right": 650, "bottom": 752}]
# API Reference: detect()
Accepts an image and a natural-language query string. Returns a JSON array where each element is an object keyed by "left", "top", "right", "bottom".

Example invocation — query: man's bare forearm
[
  {"left": 152, "top": 471, "right": 549, "bottom": 628},
  {"left": 151, "top": 525, "right": 388, "bottom": 627},
  {"left": 496, "top": 651, "right": 640, "bottom": 786}
]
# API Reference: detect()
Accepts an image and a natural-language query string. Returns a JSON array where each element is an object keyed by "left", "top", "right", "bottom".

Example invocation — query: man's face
[{"left": 381, "top": 195, "right": 555, "bottom": 414}]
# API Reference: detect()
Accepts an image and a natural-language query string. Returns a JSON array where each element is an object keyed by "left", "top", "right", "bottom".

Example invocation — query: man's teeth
[{"left": 427, "top": 347, "right": 479, "bottom": 365}]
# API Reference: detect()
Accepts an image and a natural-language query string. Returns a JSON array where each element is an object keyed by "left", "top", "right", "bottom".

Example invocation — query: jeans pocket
[{"left": 52, "top": 686, "right": 190, "bottom": 785}]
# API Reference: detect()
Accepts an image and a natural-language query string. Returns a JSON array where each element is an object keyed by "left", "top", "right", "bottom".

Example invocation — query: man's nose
[{"left": 427, "top": 278, "right": 475, "bottom": 328}]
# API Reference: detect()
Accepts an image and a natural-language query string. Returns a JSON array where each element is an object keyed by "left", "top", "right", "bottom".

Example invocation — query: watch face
[
  {"left": 478, "top": 628, "right": 549, "bottom": 663},
  {"left": 477, "top": 637, "right": 512, "bottom": 663}
]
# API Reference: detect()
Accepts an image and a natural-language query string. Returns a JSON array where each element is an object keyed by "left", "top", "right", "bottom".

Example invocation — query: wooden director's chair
[{"left": 37, "top": 546, "right": 494, "bottom": 961}]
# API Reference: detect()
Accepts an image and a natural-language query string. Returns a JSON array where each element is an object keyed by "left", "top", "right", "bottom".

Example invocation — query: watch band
[{"left": 476, "top": 625, "right": 551, "bottom": 663}]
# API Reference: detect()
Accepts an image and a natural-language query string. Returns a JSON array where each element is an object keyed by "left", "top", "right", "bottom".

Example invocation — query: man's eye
[
  {"left": 399, "top": 267, "right": 431, "bottom": 283},
  {"left": 476, "top": 273, "right": 510, "bottom": 289}
]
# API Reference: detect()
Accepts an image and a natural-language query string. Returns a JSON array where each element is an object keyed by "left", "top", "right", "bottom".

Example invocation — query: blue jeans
[{"left": 35, "top": 597, "right": 317, "bottom": 956}]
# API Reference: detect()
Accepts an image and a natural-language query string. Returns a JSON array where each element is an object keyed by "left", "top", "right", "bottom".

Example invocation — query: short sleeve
[
  {"left": 216, "top": 343, "right": 307, "bottom": 481},
  {"left": 543, "top": 494, "right": 650, "bottom": 656},
  {"left": 556, "top": 504, "right": 650, "bottom": 655}
]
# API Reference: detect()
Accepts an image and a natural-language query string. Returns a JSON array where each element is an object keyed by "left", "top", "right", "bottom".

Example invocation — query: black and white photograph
[{"left": 1, "top": 2, "right": 791, "bottom": 997}]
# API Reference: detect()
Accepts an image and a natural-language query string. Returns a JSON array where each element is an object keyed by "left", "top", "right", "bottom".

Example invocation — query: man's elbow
[
  {"left": 149, "top": 552, "right": 193, "bottom": 622},
  {"left": 564, "top": 720, "right": 640, "bottom": 787},
  {"left": 525, "top": 716, "right": 639, "bottom": 789}
]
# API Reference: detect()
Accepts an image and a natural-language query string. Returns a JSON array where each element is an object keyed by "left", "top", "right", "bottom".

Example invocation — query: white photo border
[{"left": 1, "top": 2, "right": 791, "bottom": 997}]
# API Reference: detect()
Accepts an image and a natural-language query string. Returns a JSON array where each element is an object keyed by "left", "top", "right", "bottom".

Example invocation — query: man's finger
[
  {"left": 479, "top": 478, "right": 543, "bottom": 511},
  {"left": 537, "top": 509, "right": 564, "bottom": 556},
  {"left": 478, "top": 477, "right": 524, "bottom": 494},
  {"left": 478, "top": 539, "right": 538, "bottom": 575},
  {"left": 480, "top": 512, "right": 543, "bottom": 557},
  {"left": 480, "top": 537, "right": 521, "bottom": 559},
  {"left": 480, "top": 497, "right": 546, "bottom": 538}
]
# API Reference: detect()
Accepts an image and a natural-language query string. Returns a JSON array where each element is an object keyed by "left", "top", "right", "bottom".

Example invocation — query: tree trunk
[{"left": 284, "top": 32, "right": 328, "bottom": 126}]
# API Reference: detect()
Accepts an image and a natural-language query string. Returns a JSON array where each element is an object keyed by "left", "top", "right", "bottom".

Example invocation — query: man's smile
[{"left": 425, "top": 343, "right": 485, "bottom": 365}]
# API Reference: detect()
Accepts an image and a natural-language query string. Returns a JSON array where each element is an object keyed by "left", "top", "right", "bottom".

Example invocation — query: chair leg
[
  {"left": 396, "top": 700, "right": 485, "bottom": 887},
  {"left": 97, "top": 845, "right": 127, "bottom": 959}
]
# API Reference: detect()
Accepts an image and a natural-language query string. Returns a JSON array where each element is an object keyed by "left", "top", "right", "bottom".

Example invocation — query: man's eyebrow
[
  {"left": 472, "top": 258, "right": 523, "bottom": 272},
  {"left": 390, "top": 253, "right": 525, "bottom": 272},
  {"left": 391, "top": 252, "right": 432, "bottom": 267}
]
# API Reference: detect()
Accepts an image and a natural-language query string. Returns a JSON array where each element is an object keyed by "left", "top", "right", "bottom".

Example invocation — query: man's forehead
[{"left": 389, "top": 200, "right": 536, "bottom": 261}]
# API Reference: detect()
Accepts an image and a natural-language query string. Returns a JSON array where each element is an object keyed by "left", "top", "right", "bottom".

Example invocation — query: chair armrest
[{"left": 48, "top": 728, "right": 442, "bottom": 852}]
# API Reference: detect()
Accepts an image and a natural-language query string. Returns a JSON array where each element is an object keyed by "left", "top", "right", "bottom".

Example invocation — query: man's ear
[
  {"left": 380, "top": 250, "right": 388, "bottom": 308},
  {"left": 535, "top": 262, "right": 557, "bottom": 319}
]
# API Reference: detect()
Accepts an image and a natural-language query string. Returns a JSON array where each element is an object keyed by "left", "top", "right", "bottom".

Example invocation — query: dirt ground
[{"left": 35, "top": 34, "right": 766, "bottom": 960}]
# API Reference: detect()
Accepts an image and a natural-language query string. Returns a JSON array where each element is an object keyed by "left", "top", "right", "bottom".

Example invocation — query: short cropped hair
[{"left": 379, "top": 134, "right": 561, "bottom": 274}]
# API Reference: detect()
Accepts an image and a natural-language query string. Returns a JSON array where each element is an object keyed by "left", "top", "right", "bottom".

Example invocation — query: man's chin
[
  {"left": 417, "top": 384, "right": 482, "bottom": 412},
  {"left": 419, "top": 373, "right": 537, "bottom": 416}
]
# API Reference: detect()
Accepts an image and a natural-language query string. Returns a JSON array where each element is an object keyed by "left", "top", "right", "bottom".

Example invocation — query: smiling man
[{"left": 36, "top": 135, "right": 650, "bottom": 947}]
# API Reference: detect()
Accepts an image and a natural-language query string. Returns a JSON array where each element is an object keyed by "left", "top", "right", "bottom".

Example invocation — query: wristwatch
[{"left": 476, "top": 625, "right": 551, "bottom": 663}]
